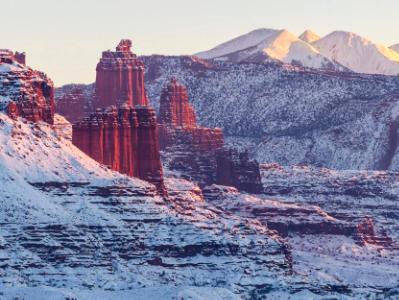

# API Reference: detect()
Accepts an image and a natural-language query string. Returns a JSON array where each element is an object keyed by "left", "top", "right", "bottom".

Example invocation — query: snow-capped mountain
[
  {"left": 298, "top": 29, "right": 320, "bottom": 43},
  {"left": 195, "top": 28, "right": 399, "bottom": 76},
  {"left": 195, "top": 28, "right": 342, "bottom": 70},
  {"left": 313, "top": 31, "right": 399, "bottom": 75},
  {"left": 391, "top": 43, "right": 399, "bottom": 53}
]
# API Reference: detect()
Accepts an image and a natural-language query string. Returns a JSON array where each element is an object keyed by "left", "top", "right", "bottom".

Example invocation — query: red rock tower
[
  {"left": 95, "top": 39, "right": 148, "bottom": 109},
  {"left": 73, "top": 40, "right": 165, "bottom": 194},
  {"left": 158, "top": 78, "right": 197, "bottom": 127}
]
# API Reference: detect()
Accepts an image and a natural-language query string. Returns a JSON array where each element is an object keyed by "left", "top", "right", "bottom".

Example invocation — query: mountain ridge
[{"left": 196, "top": 28, "right": 399, "bottom": 75}]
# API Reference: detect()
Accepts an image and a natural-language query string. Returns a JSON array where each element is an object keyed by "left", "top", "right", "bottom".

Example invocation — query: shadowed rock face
[
  {"left": 158, "top": 79, "right": 263, "bottom": 193},
  {"left": 216, "top": 149, "right": 263, "bottom": 194},
  {"left": 73, "top": 105, "right": 165, "bottom": 194},
  {"left": 0, "top": 49, "right": 54, "bottom": 124},
  {"left": 95, "top": 39, "right": 148, "bottom": 109},
  {"left": 55, "top": 84, "right": 95, "bottom": 123}
]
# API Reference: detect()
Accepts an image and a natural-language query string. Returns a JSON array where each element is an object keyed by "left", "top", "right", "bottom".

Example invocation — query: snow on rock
[
  {"left": 313, "top": 31, "right": 399, "bottom": 75},
  {"left": 195, "top": 28, "right": 343, "bottom": 70},
  {"left": 0, "top": 50, "right": 54, "bottom": 124}
]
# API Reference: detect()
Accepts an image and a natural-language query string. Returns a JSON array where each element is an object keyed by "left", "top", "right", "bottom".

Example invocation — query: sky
[{"left": 2, "top": 0, "right": 398, "bottom": 86}]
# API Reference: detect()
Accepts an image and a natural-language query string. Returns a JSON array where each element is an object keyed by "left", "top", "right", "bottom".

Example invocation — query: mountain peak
[
  {"left": 195, "top": 28, "right": 281, "bottom": 60},
  {"left": 299, "top": 29, "right": 320, "bottom": 43},
  {"left": 195, "top": 28, "right": 342, "bottom": 71},
  {"left": 313, "top": 31, "right": 399, "bottom": 75}
]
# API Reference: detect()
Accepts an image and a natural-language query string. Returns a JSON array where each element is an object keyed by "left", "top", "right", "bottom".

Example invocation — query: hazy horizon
[{"left": 2, "top": 0, "right": 398, "bottom": 86}]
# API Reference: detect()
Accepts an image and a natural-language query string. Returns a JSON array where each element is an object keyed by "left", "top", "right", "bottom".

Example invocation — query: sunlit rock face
[
  {"left": 158, "top": 78, "right": 197, "bottom": 127},
  {"left": 73, "top": 105, "right": 165, "bottom": 194},
  {"left": 0, "top": 49, "right": 54, "bottom": 124},
  {"left": 72, "top": 40, "right": 165, "bottom": 193},
  {"left": 95, "top": 39, "right": 148, "bottom": 109}
]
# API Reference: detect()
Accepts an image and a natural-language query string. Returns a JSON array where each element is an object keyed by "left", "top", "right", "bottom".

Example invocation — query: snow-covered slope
[
  {"left": 390, "top": 43, "right": 399, "bottom": 53},
  {"left": 3, "top": 99, "right": 399, "bottom": 298},
  {"left": 0, "top": 112, "right": 293, "bottom": 298},
  {"left": 195, "top": 28, "right": 342, "bottom": 70},
  {"left": 313, "top": 31, "right": 399, "bottom": 75},
  {"left": 298, "top": 29, "right": 320, "bottom": 43}
]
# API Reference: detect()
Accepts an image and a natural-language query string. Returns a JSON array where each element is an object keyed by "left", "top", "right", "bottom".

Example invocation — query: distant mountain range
[{"left": 196, "top": 28, "right": 399, "bottom": 76}]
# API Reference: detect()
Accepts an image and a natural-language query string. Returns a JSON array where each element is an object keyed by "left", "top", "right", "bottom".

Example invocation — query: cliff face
[
  {"left": 73, "top": 106, "right": 164, "bottom": 193},
  {"left": 95, "top": 39, "right": 148, "bottom": 109},
  {"left": 0, "top": 49, "right": 54, "bottom": 124},
  {"left": 158, "top": 79, "right": 262, "bottom": 193}
]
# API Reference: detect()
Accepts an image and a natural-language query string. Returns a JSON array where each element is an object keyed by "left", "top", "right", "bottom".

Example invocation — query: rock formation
[
  {"left": 158, "top": 79, "right": 262, "bottom": 193},
  {"left": 73, "top": 105, "right": 164, "bottom": 193},
  {"left": 158, "top": 78, "right": 197, "bottom": 127},
  {"left": 72, "top": 40, "right": 165, "bottom": 193},
  {"left": 95, "top": 39, "right": 148, "bottom": 109},
  {"left": 0, "top": 49, "right": 54, "bottom": 124}
]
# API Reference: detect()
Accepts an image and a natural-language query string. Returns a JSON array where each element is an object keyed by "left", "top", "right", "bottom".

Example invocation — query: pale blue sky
[{"left": 2, "top": 0, "right": 398, "bottom": 85}]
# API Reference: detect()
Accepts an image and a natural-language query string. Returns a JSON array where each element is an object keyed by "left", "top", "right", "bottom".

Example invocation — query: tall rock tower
[
  {"left": 158, "top": 78, "right": 197, "bottom": 127},
  {"left": 73, "top": 40, "right": 165, "bottom": 194},
  {"left": 95, "top": 39, "right": 148, "bottom": 109}
]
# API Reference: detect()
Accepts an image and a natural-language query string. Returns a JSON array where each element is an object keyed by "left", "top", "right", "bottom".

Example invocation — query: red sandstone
[
  {"left": 95, "top": 39, "right": 148, "bottom": 109},
  {"left": 72, "top": 40, "right": 165, "bottom": 193},
  {"left": 158, "top": 78, "right": 197, "bottom": 127}
]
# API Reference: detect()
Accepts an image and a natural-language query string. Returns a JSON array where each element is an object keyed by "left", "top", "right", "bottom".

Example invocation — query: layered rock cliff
[
  {"left": 73, "top": 105, "right": 164, "bottom": 193},
  {"left": 95, "top": 39, "right": 148, "bottom": 109},
  {"left": 0, "top": 49, "right": 54, "bottom": 124},
  {"left": 0, "top": 112, "right": 293, "bottom": 298}
]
